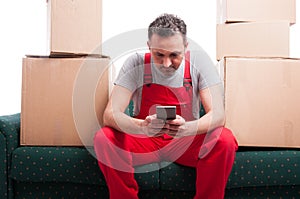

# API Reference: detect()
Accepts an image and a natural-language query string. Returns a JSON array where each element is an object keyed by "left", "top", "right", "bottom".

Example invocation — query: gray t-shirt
[{"left": 115, "top": 50, "right": 221, "bottom": 119}]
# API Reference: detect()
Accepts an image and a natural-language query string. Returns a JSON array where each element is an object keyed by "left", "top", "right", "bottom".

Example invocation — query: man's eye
[
  {"left": 156, "top": 53, "right": 164, "bottom": 57},
  {"left": 170, "top": 53, "right": 178, "bottom": 58}
]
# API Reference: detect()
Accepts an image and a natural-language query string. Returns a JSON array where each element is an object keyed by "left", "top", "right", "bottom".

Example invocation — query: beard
[{"left": 157, "top": 65, "right": 177, "bottom": 76}]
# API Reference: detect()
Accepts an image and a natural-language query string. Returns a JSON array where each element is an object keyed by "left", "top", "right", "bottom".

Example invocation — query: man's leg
[
  {"left": 169, "top": 127, "right": 238, "bottom": 199},
  {"left": 93, "top": 126, "right": 163, "bottom": 199}
]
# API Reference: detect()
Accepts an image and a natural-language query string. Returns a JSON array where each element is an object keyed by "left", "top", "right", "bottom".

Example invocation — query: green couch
[{"left": 1, "top": 113, "right": 300, "bottom": 199}]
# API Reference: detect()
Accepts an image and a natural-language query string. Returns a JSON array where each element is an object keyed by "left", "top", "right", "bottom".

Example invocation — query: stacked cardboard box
[
  {"left": 216, "top": 0, "right": 300, "bottom": 147},
  {"left": 217, "top": 0, "right": 296, "bottom": 25},
  {"left": 46, "top": 0, "right": 102, "bottom": 56},
  {"left": 21, "top": 0, "right": 109, "bottom": 146}
]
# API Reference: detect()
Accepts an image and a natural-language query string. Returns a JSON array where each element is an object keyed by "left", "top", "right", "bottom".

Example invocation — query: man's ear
[
  {"left": 147, "top": 41, "right": 151, "bottom": 50},
  {"left": 184, "top": 41, "right": 189, "bottom": 49}
]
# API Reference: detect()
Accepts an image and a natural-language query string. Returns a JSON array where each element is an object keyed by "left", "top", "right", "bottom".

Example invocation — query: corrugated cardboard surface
[
  {"left": 223, "top": 57, "right": 300, "bottom": 148},
  {"left": 21, "top": 56, "right": 109, "bottom": 146},
  {"left": 216, "top": 21, "right": 290, "bottom": 61},
  {"left": 47, "top": 0, "right": 102, "bottom": 55},
  {"left": 217, "top": 0, "right": 296, "bottom": 24}
]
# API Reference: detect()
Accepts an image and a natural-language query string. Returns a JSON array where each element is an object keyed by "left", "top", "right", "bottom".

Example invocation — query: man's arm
[
  {"left": 195, "top": 83, "right": 225, "bottom": 134},
  {"left": 103, "top": 85, "right": 145, "bottom": 135}
]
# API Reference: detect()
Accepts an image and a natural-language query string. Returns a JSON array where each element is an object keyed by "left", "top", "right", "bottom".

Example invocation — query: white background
[{"left": 0, "top": 0, "right": 299, "bottom": 116}]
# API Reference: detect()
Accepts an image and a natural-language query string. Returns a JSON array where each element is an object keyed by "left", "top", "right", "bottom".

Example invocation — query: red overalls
[{"left": 94, "top": 52, "right": 238, "bottom": 199}]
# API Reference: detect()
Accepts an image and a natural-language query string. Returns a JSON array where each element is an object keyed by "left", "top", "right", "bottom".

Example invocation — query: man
[{"left": 94, "top": 13, "right": 238, "bottom": 199}]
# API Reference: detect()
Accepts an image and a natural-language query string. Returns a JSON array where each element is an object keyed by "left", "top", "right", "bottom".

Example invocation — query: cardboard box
[
  {"left": 222, "top": 57, "right": 300, "bottom": 148},
  {"left": 21, "top": 56, "right": 110, "bottom": 146},
  {"left": 47, "top": 0, "right": 102, "bottom": 56},
  {"left": 216, "top": 21, "right": 290, "bottom": 61},
  {"left": 217, "top": 0, "right": 296, "bottom": 24}
]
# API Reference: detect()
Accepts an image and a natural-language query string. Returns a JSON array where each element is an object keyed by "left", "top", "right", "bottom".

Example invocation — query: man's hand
[
  {"left": 165, "top": 115, "right": 187, "bottom": 137},
  {"left": 142, "top": 115, "right": 165, "bottom": 137},
  {"left": 142, "top": 114, "right": 188, "bottom": 138}
]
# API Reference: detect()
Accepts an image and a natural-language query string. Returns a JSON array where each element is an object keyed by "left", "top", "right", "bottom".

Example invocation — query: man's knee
[
  {"left": 216, "top": 127, "right": 238, "bottom": 151},
  {"left": 94, "top": 126, "right": 115, "bottom": 146}
]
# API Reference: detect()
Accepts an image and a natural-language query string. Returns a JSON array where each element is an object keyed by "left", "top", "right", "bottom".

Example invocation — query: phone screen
[{"left": 156, "top": 106, "right": 176, "bottom": 120}]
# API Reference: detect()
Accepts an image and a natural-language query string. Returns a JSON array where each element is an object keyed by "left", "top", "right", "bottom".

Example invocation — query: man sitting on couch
[{"left": 94, "top": 13, "right": 238, "bottom": 199}]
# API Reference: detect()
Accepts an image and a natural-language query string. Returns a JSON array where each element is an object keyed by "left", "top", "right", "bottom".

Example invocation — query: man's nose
[{"left": 162, "top": 57, "right": 172, "bottom": 67}]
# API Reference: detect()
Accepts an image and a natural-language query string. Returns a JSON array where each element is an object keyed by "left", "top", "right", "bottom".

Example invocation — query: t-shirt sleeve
[
  {"left": 114, "top": 53, "right": 144, "bottom": 92},
  {"left": 191, "top": 50, "right": 221, "bottom": 90}
]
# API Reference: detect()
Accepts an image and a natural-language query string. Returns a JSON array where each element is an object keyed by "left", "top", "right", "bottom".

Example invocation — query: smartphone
[{"left": 156, "top": 106, "right": 176, "bottom": 120}]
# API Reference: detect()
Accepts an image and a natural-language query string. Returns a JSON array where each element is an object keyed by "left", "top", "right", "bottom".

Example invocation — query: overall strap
[
  {"left": 183, "top": 51, "right": 192, "bottom": 90},
  {"left": 144, "top": 53, "right": 152, "bottom": 84}
]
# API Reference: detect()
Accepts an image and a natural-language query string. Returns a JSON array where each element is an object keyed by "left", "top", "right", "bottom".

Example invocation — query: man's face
[{"left": 147, "top": 33, "right": 188, "bottom": 76}]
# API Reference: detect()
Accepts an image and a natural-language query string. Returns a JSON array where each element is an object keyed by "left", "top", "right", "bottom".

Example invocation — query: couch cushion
[
  {"left": 11, "top": 147, "right": 105, "bottom": 185},
  {"left": 228, "top": 150, "right": 300, "bottom": 188},
  {"left": 10, "top": 146, "right": 160, "bottom": 190},
  {"left": 159, "top": 162, "right": 195, "bottom": 191},
  {"left": 159, "top": 149, "right": 300, "bottom": 191}
]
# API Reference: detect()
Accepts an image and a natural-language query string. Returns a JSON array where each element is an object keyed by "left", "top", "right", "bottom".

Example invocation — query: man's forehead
[
  {"left": 151, "top": 48, "right": 183, "bottom": 54},
  {"left": 149, "top": 34, "right": 185, "bottom": 50}
]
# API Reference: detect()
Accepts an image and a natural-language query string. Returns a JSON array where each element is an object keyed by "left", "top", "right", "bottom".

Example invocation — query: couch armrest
[
  {"left": 0, "top": 130, "right": 7, "bottom": 198},
  {"left": 0, "top": 113, "right": 20, "bottom": 199},
  {"left": 0, "top": 113, "right": 20, "bottom": 155}
]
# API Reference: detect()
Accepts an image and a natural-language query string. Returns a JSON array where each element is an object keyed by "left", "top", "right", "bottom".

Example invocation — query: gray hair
[{"left": 148, "top": 13, "right": 187, "bottom": 43}]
